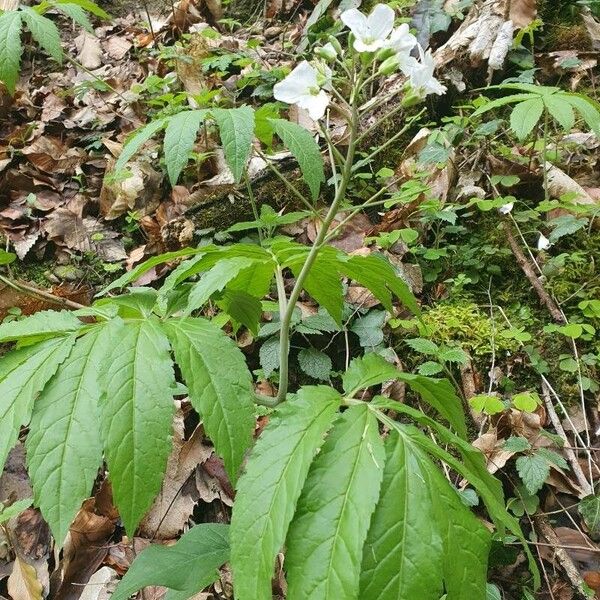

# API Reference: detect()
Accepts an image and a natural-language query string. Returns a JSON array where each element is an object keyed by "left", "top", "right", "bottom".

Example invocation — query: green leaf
[
  {"left": 516, "top": 454, "right": 549, "bottom": 494},
  {"left": 543, "top": 95, "right": 574, "bottom": 131},
  {"left": 21, "top": 8, "right": 63, "bottom": 63},
  {"left": 503, "top": 436, "right": 531, "bottom": 452},
  {"left": 512, "top": 391, "right": 540, "bottom": 412},
  {"left": 114, "top": 117, "right": 168, "bottom": 173},
  {"left": 0, "top": 11, "right": 23, "bottom": 94},
  {"left": 53, "top": 3, "right": 94, "bottom": 33},
  {"left": 418, "top": 361, "right": 444, "bottom": 375},
  {"left": 579, "top": 495, "right": 600, "bottom": 537},
  {"left": 0, "top": 249, "right": 16, "bottom": 265},
  {"left": 218, "top": 289, "right": 262, "bottom": 335},
  {"left": 270, "top": 119, "right": 324, "bottom": 201},
  {"left": 342, "top": 352, "right": 400, "bottom": 395},
  {"left": 163, "top": 110, "right": 207, "bottom": 185},
  {"left": 469, "top": 394, "right": 505, "bottom": 415},
  {"left": 405, "top": 337, "right": 439, "bottom": 355},
  {"left": 26, "top": 328, "right": 107, "bottom": 543},
  {"left": 351, "top": 309, "right": 386, "bottom": 347},
  {"left": 536, "top": 447, "right": 568, "bottom": 470},
  {"left": 0, "top": 499, "right": 33, "bottom": 524},
  {"left": 562, "top": 93, "right": 600, "bottom": 137},
  {"left": 471, "top": 93, "right": 537, "bottom": 117},
  {"left": 100, "top": 319, "right": 176, "bottom": 534},
  {"left": 184, "top": 256, "right": 262, "bottom": 315},
  {"left": 164, "top": 318, "right": 255, "bottom": 483},
  {"left": 361, "top": 429, "right": 490, "bottom": 599},
  {"left": 112, "top": 524, "right": 230, "bottom": 600},
  {"left": 55, "top": 0, "right": 110, "bottom": 19},
  {"left": 286, "top": 404, "right": 385, "bottom": 599},
  {"left": 510, "top": 97, "right": 544, "bottom": 140},
  {"left": 0, "top": 310, "right": 82, "bottom": 343},
  {"left": 231, "top": 386, "right": 340, "bottom": 600},
  {"left": 212, "top": 106, "right": 255, "bottom": 183},
  {"left": 0, "top": 336, "right": 77, "bottom": 473},
  {"left": 298, "top": 347, "right": 332, "bottom": 381},
  {"left": 98, "top": 247, "right": 201, "bottom": 295},
  {"left": 259, "top": 336, "right": 279, "bottom": 377}
]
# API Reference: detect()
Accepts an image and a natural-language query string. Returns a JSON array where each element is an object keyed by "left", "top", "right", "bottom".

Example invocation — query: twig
[{"left": 0, "top": 275, "right": 86, "bottom": 310}]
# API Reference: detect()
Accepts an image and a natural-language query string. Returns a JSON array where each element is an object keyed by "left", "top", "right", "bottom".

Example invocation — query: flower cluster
[{"left": 273, "top": 3, "right": 446, "bottom": 120}]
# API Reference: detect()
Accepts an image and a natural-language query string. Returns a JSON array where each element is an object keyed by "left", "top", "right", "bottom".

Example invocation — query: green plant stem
[
  {"left": 275, "top": 76, "right": 361, "bottom": 404},
  {"left": 542, "top": 109, "right": 549, "bottom": 203},
  {"left": 244, "top": 171, "right": 263, "bottom": 243},
  {"left": 355, "top": 102, "right": 411, "bottom": 146}
]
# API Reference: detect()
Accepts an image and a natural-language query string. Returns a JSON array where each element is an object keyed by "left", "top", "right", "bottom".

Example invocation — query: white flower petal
[
  {"left": 367, "top": 4, "right": 395, "bottom": 42},
  {"left": 498, "top": 202, "right": 514, "bottom": 215},
  {"left": 340, "top": 8, "right": 369, "bottom": 39},
  {"left": 273, "top": 61, "right": 317, "bottom": 104},
  {"left": 387, "top": 23, "right": 417, "bottom": 54},
  {"left": 353, "top": 38, "right": 386, "bottom": 52},
  {"left": 398, "top": 54, "right": 420, "bottom": 77},
  {"left": 537, "top": 233, "right": 551, "bottom": 250},
  {"left": 298, "top": 90, "right": 330, "bottom": 120}
]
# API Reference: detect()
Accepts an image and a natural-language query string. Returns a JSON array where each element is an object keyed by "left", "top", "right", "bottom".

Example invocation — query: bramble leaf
[{"left": 231, "top": 386, "right": 340, "bottom": 600}]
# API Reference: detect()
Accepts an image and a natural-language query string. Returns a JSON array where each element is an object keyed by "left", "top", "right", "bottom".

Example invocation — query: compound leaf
[
  {"left": 231, "top": 386, "right": 340, "bottom": 600},
  {"left": 163, "top": 110, "right": 207, "bottom": 185},
  {"left": 100, "top": 319, "right": 176, "bottom": 534},
  {"left": 112, "top": 524, "right": 230, "bottom": 600},
  {"left": 53, "top": 3, "right": 94, "bottom": 32},
  {"left": 26, "top": 328, "right": 107, "bottom": 543},
  {"left": 212, "top": 106, "right": 255, "bottom": 183},
  {"left": 509, "top": 97, "right": 544, "bottom": 140},
  {"left": 164, "top": 318, "right": 255, "bottom": 483},
  {"left": 286, "top": 404, "right": 385, "bottom": 599},
  {"left": 270, "top": 119, "right": 324, "bottom": 201},
  {"left": 543, "top": 95, "right": 574, "bottom": 131},
  {"left": 21, "top": 8, "right": 63, "bottom": 63}
]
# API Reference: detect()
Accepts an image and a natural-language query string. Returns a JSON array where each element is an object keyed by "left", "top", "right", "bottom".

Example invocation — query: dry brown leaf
[
  {"left": 78, "top": 567, "right": 118, "bottom": 600},
  {"left": 509, "top": 0, "right": 537, "bottom": 29},
  {"left": 7, "top": 557, "right": 43, "bottom": 600},
  {"left": 75, "top": 32, "right": 102, "bottom": 70},
  {"left": 21, "top": 137, "right": 83, "bottom": 174}
]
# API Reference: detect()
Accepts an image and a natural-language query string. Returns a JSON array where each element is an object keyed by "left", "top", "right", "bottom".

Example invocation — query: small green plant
[{"left": 0, "top": 0, "right": 109, "bottom": 94}]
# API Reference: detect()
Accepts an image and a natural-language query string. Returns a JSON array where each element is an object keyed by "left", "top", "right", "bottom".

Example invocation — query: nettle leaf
[
  {"left": 53, "top": 3, "right": 94, "bottom": 33},
  {"left": 510, "top": 97, "right": 544, "bottom": 140},
  {"left": 259, "top": 336, "right": 279, "bottom": 378},
  {"left": 516, "top": 454, "right": 549, "bottom": 495},
  {"left": 286, "top": 404, "right": 385, "bottom": 599},
  {"left": 212, "top": 106, "right": 255, "bottom": 183},
  {"left": 21, "top": 8, "right": 63, "bottom": 63},
  {"left": 112, "top": 524, "right": 230, "bottom": 600},
  {"left": 0, "top": 336, "right": 77, "bottom": 473},
  {"left": 100, "top": 319, "right": 176, "bottom": 534},
  {"left": 0, "top": 11, "right": 23, "bottom": 94},
  {"left": 26, "top": 328, "right": 107, "bottom": 543},
  {"left": 164, "top": 318, "right": 255, "bottom": 483},
  {"left": 163, "top": 110, "right": 207, "bottom": 185},
  {"left": 269, "top": 119, "right": 324, "bottom": 201},
  {"left": 360, "top": 429, "right": 491, "bottom": 599},
  {"left": 231, "top": 387, "right": 340, "bottom": 600},
  {"left": 297, "top": 347, "right": 332, "bottom": 381},
  {"left": 114, "top": 117, "right": 168, "bottom": 173},
  {"left": 0, "top": 310, "right": 82, "bottom": 343},
  {"left": 543, "top": 95, "right": 574, "bottom": 131}
]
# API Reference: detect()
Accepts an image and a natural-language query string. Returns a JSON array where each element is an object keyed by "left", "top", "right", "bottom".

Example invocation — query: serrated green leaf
[
  {"left": 418, "top": 360, "right": 444, "bottom": 375},
  {"left": 0, "top": 336, "right": 77, "bottom": 473},
  {"left": 212, "top": 106, "right": 255, "bottom": 183},
  {"left": 536, "top": 447, "right": 568, "bottom": 470},
  {"left": 26, "top": 328, "right": 107, "bottom": 543},
  {"left": 0, "top": 310, "right": 82, "bottom": 343},
  {"left": 351, "top": 309, "right": 386, "bottom": 347},
  {"left": 405, "top": 337, "right": 439, "bottom": 355},
  {"left": 286, "top": 404, "right": 385, "bottom": 599},
  {"left": 21, "top": 8, "right": 63, "bottom": 63},
  {"left": 543, "top": 95, "right": 574, "bottom": 131},
  {"left": 342, "top": 352, "right": 400, "bottom": 395},
  {"left": 218, "top": 289, "right": 262, "bottom": 335},
  {"left": 163, "top": 110, "right": 207, "bottom": 185},
  {"left": 53, "top": 3, "right": 94, "bottom": 33},
  {"left": 270, "top": 119, "right": 324, "bottom": 201},
  {"left": 231, "top": 387, "right": 340, "bottom": 600},
  {"left": 510, "top": 97, "right": 544, "bottom": 140},
  {"left": 0, "top": 499, "right": 33, "bottom": 524},
  {"left": 55, "top": 0, "right": 110, "bottom": 19},
  {"left": 114, "top": 117, "right": 168, "bottom": 173},
  {"left": 562, "top": 93, "right": 600, "bottom": 137},
  {"left": 0, "top": 11, "right": 23, "bottom": 94},
  {"left": 516, "top": 454, "right": 549, "bottom": 495},
  {"left": 164, "top": 318, "right": 255, "bottom": 483},
  {"left": 298, "top": 347, "right": 332, "bottom": 381},
  {"left": 184, "top": 256, "right": 262, "bottom": 315},
  {"left": 471, "top": 93, "right": 537, "bottom": 117},
  {"left": 112, "top": 524, "right": 229, "bottom": 600},
  {"left": 100, "top": 319, "right": 176, "bottom": 534},
  {"left": 259, "top": 336, "right": 280, "bottom": 377},
  {"left": 0, "top": 249, "right": 16, "bottom": 265},
  {"left": 579, "top": 495, "right": 600, "bottom": 537},
  {"left": 503, "top": 436, "right": 531, "bottom": 452}
]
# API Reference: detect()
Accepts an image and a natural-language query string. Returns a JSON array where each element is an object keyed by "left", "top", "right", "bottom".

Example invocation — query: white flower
[
  {"left": 385, "top": 23, "right": 417, "bottom": 58},
  {"left": 340, "top": 4, "right": 395, "bottom": 53},
  {"left": 407, "top": 45, "right": 447, "bottom": 97},
  {"left": 537, "top": 233, "right": 551, "bottom": 250},
  {"left": 498, "top": 202, "right": 514, "bottom": 214},
  {"left": 273, "top": 61, "right": 330, "bottom": 120}
]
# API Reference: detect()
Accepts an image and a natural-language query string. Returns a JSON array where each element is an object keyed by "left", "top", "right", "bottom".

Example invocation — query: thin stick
[{"left": 0, "top": 275, "right": 86, "bottom": 310}]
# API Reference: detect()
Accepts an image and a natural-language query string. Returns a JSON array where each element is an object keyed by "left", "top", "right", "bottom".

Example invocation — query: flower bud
[
  {"left": 327, "top": 35, "right": 343, "bottom": 55},
  {"left": 375, "top": 47, "right": 395, "bottom": 62},
  {"left": 378, "top": 55, "right": 400, "bottom": 75},
  {"left": 315, "top": 42, "right": 337, "bottom": 61},
  {"left": 401, "top": 88, "right": 424, "bottom": 107}
]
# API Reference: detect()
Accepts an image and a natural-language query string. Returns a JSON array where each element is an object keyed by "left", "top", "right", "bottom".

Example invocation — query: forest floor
[{"left": 1, "top": 0, "right": 600, "bottom": 599}]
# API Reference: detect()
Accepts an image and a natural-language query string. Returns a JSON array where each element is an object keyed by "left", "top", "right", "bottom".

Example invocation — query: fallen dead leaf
[
  {"left": 7, "top": 557, "right": 43, "bottom": 600},
  {"left": 75, "top": 32, "right": 103, "bottom": 70}
]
